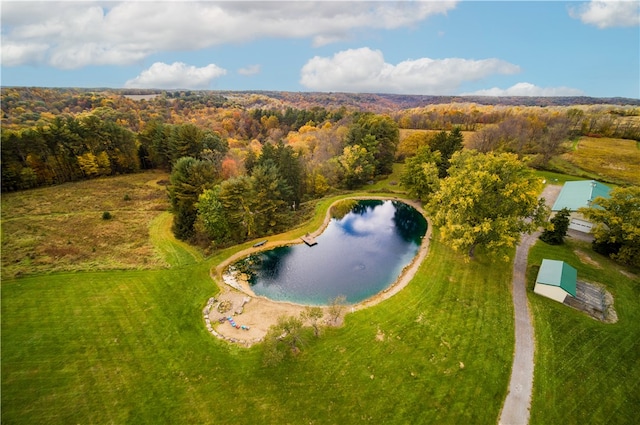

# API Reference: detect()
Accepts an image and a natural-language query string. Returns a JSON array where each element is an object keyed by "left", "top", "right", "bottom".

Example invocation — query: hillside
[{"left": 3, "top": 87, "right": 640, "bottom": 120}]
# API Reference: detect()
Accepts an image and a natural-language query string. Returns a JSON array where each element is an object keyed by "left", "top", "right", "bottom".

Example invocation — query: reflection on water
[{"left": 233, "top": 200, "right": 427, "bottom": 305}]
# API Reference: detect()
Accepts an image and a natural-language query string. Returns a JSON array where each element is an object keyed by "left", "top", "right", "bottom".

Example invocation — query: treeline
[
  {"left": 181, "top": 142, "right": 304, "bottom": 244},
  {"left": 0, "top": 114, "right": 231, "bottom": 192},
  {"left": 1, "top": 115, "right": 139, "bottom": 191},
  {"left": 392, "top": 105, "right": 640, "bottom": 140},
  {"left": 467, "top": 113, "right": 572, "bottom": 167},
  {"left": 250, "top": 106, "right": 345, "bottom": 132},
  {"left": 169, "top": 113, "right": 400, "bottom": 246},
  {"left": 0, "top": 94, "right": 345, "bottom": 192}
]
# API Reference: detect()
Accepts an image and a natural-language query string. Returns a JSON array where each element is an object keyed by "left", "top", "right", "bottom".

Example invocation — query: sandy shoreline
[{"left": 205, "top": 197, "right": 432, "bottom": 347}]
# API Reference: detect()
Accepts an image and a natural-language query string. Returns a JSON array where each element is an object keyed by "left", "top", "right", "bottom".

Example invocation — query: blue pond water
[{"left": 235, "top": 200, "right": 427, "bottom": 305}]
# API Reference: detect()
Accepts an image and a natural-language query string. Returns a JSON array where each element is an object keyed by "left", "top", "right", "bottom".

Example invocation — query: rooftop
[
  {"left": 536, "top": 259, "right": 577, "bottom": 297},
  {"left": 551, "top": 180, "right": 610, "bottom": 212}
]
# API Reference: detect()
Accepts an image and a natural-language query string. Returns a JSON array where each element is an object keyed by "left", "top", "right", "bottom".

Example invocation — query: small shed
[
  {"left": 534, "top": 259, "right": 577, "bottom": 303},
  {"left": 551, "top": 180, "right": 611, "bottom": 233}
]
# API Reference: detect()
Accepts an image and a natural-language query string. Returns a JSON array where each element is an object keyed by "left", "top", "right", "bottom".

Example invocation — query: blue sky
[{"left": 1, "top": 1, "right": 639, "bottom": 98}]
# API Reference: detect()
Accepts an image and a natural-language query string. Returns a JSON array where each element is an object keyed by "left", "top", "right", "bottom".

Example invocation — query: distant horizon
[
  {"left": 4, "top": 86, "right": 639, "bottom": 104},
  {"left": 2, "top": 1, "right": 638, "bottom": 98}
]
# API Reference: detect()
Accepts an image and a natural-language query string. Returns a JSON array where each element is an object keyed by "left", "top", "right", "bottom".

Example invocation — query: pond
[{"left": 229, "top": 200, "right": 427, "bottom": 305}]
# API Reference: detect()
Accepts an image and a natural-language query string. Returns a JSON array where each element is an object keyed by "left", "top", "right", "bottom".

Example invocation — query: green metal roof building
[
  {"left": 551, "top": 180, "right": 611, "bottom": 232},
  {"left": 534, "top": 259, "right": 577, "bottom": 303},
  {"left": 552, "top": 180, "right": 611, "bottom": 212}
]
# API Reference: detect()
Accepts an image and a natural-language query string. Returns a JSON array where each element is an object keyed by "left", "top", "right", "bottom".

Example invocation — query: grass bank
[
  {"left": 527, "top": 238, "right": 639, "bottom": 424},
  {"left": 2, "top": 190, "right": 515, "bottom": 424}
]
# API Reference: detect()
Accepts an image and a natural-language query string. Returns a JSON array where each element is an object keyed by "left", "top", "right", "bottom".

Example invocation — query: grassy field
[
  {"left": 1, "top": 170, "right": 171, "bottom": 278},
  {"left": 149, "top": 211, "right": 203, "bottom": 267},
  {"left": 399, "top": 131, "right": 640, "bottom": 186},
  {"left": 2, "top": 186, "right": 516, "bottom": 423},
  {"left": 527, "top": 239, "right": 640, "bottom": 425},
  {"left": 2, "top": 166, "right": 638, "bottom": 424},
  {"left": 550, "top": 136, "right": 640, "bottom": 186}
]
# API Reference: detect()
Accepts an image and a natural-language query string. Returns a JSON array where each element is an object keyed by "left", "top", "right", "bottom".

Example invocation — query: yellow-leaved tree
[{"left": 428, "top": 150, "right": 548, "bottom": 259}]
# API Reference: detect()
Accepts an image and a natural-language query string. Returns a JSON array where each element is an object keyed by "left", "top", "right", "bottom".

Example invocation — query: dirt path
[
  {"left": 206, "top": 197, "right": 432, "bottom": 346},
  {"left": 499, "top": 184, "right": 561, "bottom": 425}
]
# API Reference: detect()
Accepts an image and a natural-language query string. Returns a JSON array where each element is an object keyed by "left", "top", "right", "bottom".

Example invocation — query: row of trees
[
  {"left": 467, "top": 114, "right": 572, "bottom": 167},
  {"left": 137, "top": 121, "right": 228, "bottom": 171},
  {"left": 1, "top": 115, "right": 139, "bottom": 191},
  {"left": 250, "top": 106, "right": 344, "bottom": 133},
  {"left": 1, "top": 115, "right": 231, "bottom": 192},
  {"left": 191, "top": 142, "right": 305, "bottom": 244},
  {"left": 5, "top": 89, "right": 638, "bottom": 142},
  {"left": 1, "top": 102, "right": 349, "bottom": 193},
  {"left": 392, "top": 105, "right": 640, "bottom": 141},
  {"left": 167, "top": 113, "right": 400, "bottom": 244}
]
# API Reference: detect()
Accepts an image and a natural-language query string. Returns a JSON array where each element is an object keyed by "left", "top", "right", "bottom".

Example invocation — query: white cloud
[
  {"left": 0, "top": 1, "right": 457, "bottom": 68},
  {"left": 124, "top": 62, "right": 227, "bottom": 89},
  {"left": 300, "top": 47, "right": 521, "bottom": 95},
  {"left": 0, "top": 41, "right": 48, "bottom": 67},
  {"left": 570, "top": 0, "right": 640, "bottom": 28},
  {"left": 463, "top": 82, "right": 585, "bottom": 97},
  {"left": 238, "top": 64, "right": 261, "bottom": 76}
]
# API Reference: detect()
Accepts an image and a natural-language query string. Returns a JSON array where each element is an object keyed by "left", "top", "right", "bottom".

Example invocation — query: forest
[{"left": 2, "top": 87, "right": 639, "bottom": 250}]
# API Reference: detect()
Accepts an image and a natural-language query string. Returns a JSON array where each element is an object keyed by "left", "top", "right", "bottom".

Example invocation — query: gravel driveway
[{"left": 499, "top": 184, "right": 561, "bottom": 425}]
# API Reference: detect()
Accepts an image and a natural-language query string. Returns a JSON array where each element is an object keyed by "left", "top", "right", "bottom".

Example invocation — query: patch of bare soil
[
  {"left": 574, "top": 249, "right": 602, "bottom": 269},
  {"left": 204, "top": 288, "right": 311, "bottom": 346}
]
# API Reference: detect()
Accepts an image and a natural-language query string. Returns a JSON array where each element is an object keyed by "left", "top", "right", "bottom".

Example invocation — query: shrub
[
  {"left": 540, "top": 208, "right": 570, "bottom": 245},
  {"left": 102, "top": 211, "right": 112, "bottom": 220}
]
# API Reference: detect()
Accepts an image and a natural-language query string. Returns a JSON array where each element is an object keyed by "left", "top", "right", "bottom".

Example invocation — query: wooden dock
[{"left": 301, "top": 234, "right": 317, "bottom": 246}]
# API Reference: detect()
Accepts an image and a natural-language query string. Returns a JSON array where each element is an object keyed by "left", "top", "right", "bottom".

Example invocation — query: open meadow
[
  {"left": 2, "top": 163, "right": 638, "bottom": 424},
  {"left": 551, "top": 136, "right": 640, "bottom": 186},
  {"left": 1, "top": 171, "right": 171, "bottom": 278},
  {"left": 2, "top": 175, "right": 516, "bottom": 423}
]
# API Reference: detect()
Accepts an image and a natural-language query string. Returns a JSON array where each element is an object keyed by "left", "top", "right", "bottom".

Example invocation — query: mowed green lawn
[
  {"left": 2, "top": 224, "right": 515, "bottom": 423},
  {"left": 527, "top": 238, "right": 640, "bottom": 425},
  {"left": 3, "top": 172, "right": 638, "bottom": 424}
]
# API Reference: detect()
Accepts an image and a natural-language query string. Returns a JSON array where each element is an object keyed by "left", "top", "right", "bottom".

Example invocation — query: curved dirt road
[{"left": 499, "top": 184, "right": 561, "bottom": 425}]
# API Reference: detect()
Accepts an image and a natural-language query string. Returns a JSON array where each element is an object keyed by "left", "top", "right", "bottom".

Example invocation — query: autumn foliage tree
[
  {"left": 346, "top": 113, "right": 399, "bottom": 175},
  {"left": 337, "top": 144, "right": 375, "bottom": 189},
  {"left": 429, "top": 151, "right": 548, "bottom": 259},
  {"left": 580, "top": 186, "right": 640, "bottom": 267},
  {"left": 400, "top": 146, "right": 440, "bottom": 202}
]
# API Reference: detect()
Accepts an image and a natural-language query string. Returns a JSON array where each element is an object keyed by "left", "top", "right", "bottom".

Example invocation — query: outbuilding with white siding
[
  {"left": 534, "top": 259, "right": 577, "bottom": 303},
  {"left": 551, "top": 180, "right": 611, "bottom": 233}
]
